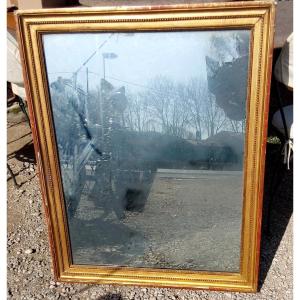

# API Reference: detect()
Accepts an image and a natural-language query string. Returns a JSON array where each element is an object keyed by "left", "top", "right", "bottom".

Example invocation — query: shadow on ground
[
  {"left": 9, "top": 141, "right": 36, "bottom": 164},
  {"left": 7, "top": 141, "right": 36, "bottom": 187},
  {"left": 96, "top": 293, "right": 123, "bottom": 300},
  {"left": 71, "top": 285, "right": 123, "bottom": 300},
  {"left": 258, "top": 143, "right": 293, "bottom": 290}
]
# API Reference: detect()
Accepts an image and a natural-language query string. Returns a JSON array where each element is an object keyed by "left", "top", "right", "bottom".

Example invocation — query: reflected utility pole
[
  {"left": 86, "top": 67, "right": 89, "bottom": 122},
  {"left": 99, "top": 79, "right": 104, "bottom": 142},
  {"left": 73, "top": 72, "right": 77, "bottom": 89},
  {"left": 100, "top": 52, "right": 118, "bottom": 138},
  {"left": 103, "top": 55, "right": 106, "bottom": 80},
  {"left": 102, "top": 52, "right": 118, "bottom": 80}
]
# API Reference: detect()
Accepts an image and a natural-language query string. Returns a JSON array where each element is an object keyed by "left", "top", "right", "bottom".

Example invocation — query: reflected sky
[{"left": 43, "top": 30, "right": 243, "bottom": 91}]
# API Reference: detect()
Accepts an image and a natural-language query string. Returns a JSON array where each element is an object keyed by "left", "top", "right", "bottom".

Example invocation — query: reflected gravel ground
[{"left": 70, "top": 170, "right": 242, "bottom": 272}]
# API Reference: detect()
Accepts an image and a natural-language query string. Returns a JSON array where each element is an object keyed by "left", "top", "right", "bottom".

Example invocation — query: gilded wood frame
[{"left": 16, "top": 1, "right": 275, "bottom": 292}]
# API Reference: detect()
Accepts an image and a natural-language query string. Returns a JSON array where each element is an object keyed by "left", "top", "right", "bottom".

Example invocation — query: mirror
[{"left": 43, "top": 30, "right": 250, "bottom": 272}]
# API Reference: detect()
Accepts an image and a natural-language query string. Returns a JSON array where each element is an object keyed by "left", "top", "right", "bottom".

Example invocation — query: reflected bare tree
[
  {"left": 185, "top": 78, "right": 205, "bottom": 140},
  {"left": 229, "top": 119, "right": 246, "bottom": 133},
  {"left": 202, "top": 93, "right": 228, "bottom": 138},
  {"left": 121, "top": 75, "right": 245, "bottom": 140},
  {"left": 141, "top": 76, "right": 191, "bottom": 138},
  {"left": 124, "top": 92, "right": 156, "bottom": 132}
]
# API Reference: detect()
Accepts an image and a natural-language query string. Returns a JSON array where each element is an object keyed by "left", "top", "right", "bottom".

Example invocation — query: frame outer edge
[
  {"left": 15, "top": 13, "right": 59, "bottom": 281},
  {"left": 253, "top": 1, "right": 276, "bottom": 292},
  {"left": 14, "top": 0, "right": 276, "bottom": 16},
  {"left": 14, "top": 1, "right": 276, "bottom": 291}
]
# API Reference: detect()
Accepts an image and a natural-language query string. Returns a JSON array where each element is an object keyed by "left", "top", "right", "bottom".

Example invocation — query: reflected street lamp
[{"left": 102, "top": 52, "right": 118, "bottom": 79}]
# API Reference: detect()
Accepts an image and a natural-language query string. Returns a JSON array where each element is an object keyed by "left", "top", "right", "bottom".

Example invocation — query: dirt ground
[{"left": 7, "top": 107, "right": 293, "bottom": 300}]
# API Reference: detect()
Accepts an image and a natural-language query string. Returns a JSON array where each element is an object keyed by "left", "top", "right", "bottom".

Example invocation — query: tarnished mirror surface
[{"left": 43, "top": 30, "right": 250, "bottom": 272}]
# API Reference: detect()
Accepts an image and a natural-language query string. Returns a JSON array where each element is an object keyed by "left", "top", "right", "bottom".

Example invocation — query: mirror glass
[{"left": 43, "top": 30, "right": 250, "bottom": 272}]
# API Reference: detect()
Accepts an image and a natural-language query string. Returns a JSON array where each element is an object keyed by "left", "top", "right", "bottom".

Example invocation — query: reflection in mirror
[{"left": 43, "top": 30, "right": 250, "bottom": 272}]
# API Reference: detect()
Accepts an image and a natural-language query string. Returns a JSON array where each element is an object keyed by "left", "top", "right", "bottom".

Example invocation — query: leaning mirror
[{"left": 17, "top": 1, "right": 275, "bottom": 292}]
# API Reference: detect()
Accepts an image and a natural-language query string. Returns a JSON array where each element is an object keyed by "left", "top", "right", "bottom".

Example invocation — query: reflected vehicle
[{"left": 44, "top": 30, "right": 250, "bottom": 272}]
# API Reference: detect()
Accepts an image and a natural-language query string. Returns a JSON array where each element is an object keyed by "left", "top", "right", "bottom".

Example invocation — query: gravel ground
[{"left": 7, "top": 109, "right": 293, "bottom": 300}]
